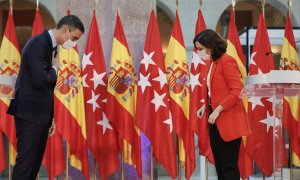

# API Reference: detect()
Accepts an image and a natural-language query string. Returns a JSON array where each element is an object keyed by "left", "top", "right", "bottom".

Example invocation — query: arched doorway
[
  {"left": 216, "top": 1, "right": 288, "bottom": 69},
  {"left": 0, "top": 0, "right": 55, "bottom": 51},
  {"left": 216, "top": 1, "right": 286, "bottom": 37},
  {"left": 157, "top": 6, "right": 173, "bottom": 56}
]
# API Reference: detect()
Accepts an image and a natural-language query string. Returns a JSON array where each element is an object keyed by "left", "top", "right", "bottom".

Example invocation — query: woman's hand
[
  {"left": 208, "top": 105, "right": 224, "bottom": 124},
  {"left": 48, "top": 120, "right": 56, "bottom": 137},
  {"left": 197, "top": 105, "right": 206, "bottom": 118}
]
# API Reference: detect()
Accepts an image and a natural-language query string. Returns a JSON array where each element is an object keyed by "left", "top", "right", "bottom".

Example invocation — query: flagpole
[
  {"left": 121, "top": 150, "right": 124, "bottom": 180},
  {"left": 151, "top": 147, "right": 154, "bottom": 180},
  {"left": 66, "top": 143, "right": 70, "bottom": 180},
  {"left": 36, "top": 0, "right": 39, "bottom": 11},
  {"left": 8, "top": 144, "right": 11, "bottom": 180},
  {"left": 289, "top": 141, "right": 294, "bottom": 180},
  {"left": 261, "top": 0, "right": 265, "bottom": 17},
  {"left": 205, "top": 157, "right": 208, "bottom": 180},
  {"left": 177, "top": 159, "right": 181, "bottom": 180},
  {"left": 92, "top": 159, "right": 97, "bottom": 180}
]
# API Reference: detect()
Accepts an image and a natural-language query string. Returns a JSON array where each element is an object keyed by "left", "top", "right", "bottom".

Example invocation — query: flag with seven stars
[
  {"left": 246, "top": 13, "right": 287, "bottom": 176},
  {"left": 82, "top": 10, "right": 119, "bottom": 179},
  {"left": 136, "top": 10, "right": 177, "bottom": 178}
]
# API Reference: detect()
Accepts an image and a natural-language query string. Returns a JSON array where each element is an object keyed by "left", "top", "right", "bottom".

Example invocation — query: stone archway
[
  {"left": 215, "top": 0, "right": 289, "bottom": 37},
  {"left": 0, "top": 0, "right": 56, "bottom": 50}
]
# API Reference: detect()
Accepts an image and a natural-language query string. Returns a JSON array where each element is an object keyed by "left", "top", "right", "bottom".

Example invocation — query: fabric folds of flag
[
  {"left": 226, "top": 10, "right": 253, "bottom": 179},
  {"left": 106, "top": 12, "right": 142, "bottom": 177},
  {"left": 29, "top": 9, "right": 66, "bottom": 179},
  {"left": 136, "top": 10, "right": 177, "bottom": 178},
  {"left": 31, "top": 9, "right": 44, "bottom": 36},
  {"left": 54, "top": 11, "right": 90, "bottom": 178},
  {"left": 0, "top": 9, "right": 19, "bottom": 167},
  {"left": 164, "top": 10, "right": 195, "bottom": 179},
  {"left": 246, "top": 13, "right": 287, "bottom": 176},
  {"left": 0, "top": 132, "right": 5, "bottom": 172},
  {"left": 82, "top": 10, "right": 119, "bottom": 179},
  {"left": 189, "top": 9, "right": 214, "bottom": 164},
  {"left": 281, "top": 11, "right": 300, "bottom": 167}
]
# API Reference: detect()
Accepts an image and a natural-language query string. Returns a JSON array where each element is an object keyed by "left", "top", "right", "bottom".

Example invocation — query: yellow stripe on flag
[
  {"left": 164, "top": 36, "right": 189, "bottom": 119},
  {"left": 226, "top": 40, "right": 247, "bottom": 80},
  {"left": 281, "top": 38, "right": 299, "bottom": 67},
  {"left": 55, "top": 47, "right": 87, "bottom": 139},
  {"left": 107, "top": 38, "right": 136, "bottom": 117},
  {"left": 9, "top": 143, "right": 16, "bottom": 166},
  {"left": 292, "top": 151, "right": 300, "bottom": 167}
]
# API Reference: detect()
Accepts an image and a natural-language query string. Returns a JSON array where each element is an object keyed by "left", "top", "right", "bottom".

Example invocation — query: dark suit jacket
[{"left": 7, "top": 30, "right": 57, "bottom": 126}]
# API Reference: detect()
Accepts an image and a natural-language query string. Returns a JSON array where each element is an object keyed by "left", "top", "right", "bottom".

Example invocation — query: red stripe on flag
[
  {"left": 0, "top": 101, "right": 16, "bottom": 148},
  {"left": 4, "top": 10, "right": 19, "bottom": 51},
  {"left": 114, "top": 13, "right": 131, "bottom": 56},
  {"left": 54, "top": 96, "right": 90, "bottom": 179},
  {"left": 171, "top": 10, "right": 185, "bottom": 47},
  {"left": 106, "top": 93, "right": 142, "bottom": 177},
  {"left": 0, "top": 132, "right": 6, "bottom": 172}
]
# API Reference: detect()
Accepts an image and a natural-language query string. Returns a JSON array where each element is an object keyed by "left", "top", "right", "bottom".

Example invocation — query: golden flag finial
[
  {"left": 9, "top": 0, "right": 13, "bottom": 14},
  {"left": 199, "top": 0, "right": 202, "bottom": 8},
  {"left": 176, "top": 0, "right": 180, "bottom": 7},
  {"left": 261, "top": 0, "right": 265, "bottom": 17},
  {"left": 231, "top": 0, "right": 236, "bottom": 11},
  {"left": 36, "top": 0, "right": 39, "bottom": 11}
]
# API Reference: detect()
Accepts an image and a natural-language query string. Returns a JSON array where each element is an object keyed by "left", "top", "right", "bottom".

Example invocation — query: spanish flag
[
  {"left": 30, "top": 9, "right": 65, "bottom": 179},
  {"left": 226, "top": 10, "right": 253, "bottom": 179},
  {"left": 281, "top": 11, "right": 300, "bottom": 167},
  {"left": 54, "top": 11, "right": 89, "bottom": 179},
  {"left": 106, "top": 12, "right": 142, "bottom": 177},
  {"left": 164, "top": 9, "right": 195, "bottom": 179},
  {"left": 0, "top": 9, "right": 19, "bottom": 167}
]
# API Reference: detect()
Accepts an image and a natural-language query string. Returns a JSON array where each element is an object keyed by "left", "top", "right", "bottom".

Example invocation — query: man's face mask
[
  {"left": 62, "top": 29, "right": 78, "bottom": 50},
  {"left": 197, "top": 49, "right": 211, "bottom": 60}
]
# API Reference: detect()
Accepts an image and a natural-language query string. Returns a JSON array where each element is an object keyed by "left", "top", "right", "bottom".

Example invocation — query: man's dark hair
[
  {"left": 56, "top": 15, "right": 85, "bottom": 33},
  {"left": 193, "top": 29, "right": 227, "bottom": 61}
]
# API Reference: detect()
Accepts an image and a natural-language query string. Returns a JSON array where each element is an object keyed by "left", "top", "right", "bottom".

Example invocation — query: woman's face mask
[
  {"left": 62, "top": 29, "right": 78, "bottom": 49},
  {"left": 195, "top": 41, "right": 211, "bottom": 60},
  {"left": 197, "top": 49, "right": 211, "bottom": 60}
]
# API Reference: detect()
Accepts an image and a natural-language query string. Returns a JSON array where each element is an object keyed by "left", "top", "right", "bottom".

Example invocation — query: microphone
[{"left": 265, "top": 51, "right": 287, "bottom": 70}]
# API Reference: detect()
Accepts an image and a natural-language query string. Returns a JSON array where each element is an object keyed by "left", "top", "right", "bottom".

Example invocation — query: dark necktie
[{"left": 53, "top": 46, "right": 58, "bottom": 58}]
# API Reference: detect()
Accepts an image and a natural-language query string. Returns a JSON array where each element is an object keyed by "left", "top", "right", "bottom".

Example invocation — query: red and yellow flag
[
  {"left": 29, "top": 9, "right": 66, "bottom": 179},
  {"left": 246, "top": 13, "right": 287, "bottom": 176},
  {"left": 136, "top": 10, "right": 177, "bottom": 178},
  {"left": 0, "top": 133, "right": 5, "bottom": 172},
  {"left": 54, "top": 11, "right": 90, "bottom": 179},
  {"left": 164, "top": 9, "right": 195, "bottom": 179},
  {"left": 82, "top": 10, "right": 119, "bottom": 179},
  {"left": 0, "top": 9, "right": 19, "bottom": 167},
  {"left": 281, "top": 11, "right": 300, "bottom": 167},
  {"left": 226, "top": 10, "right": 253, "bottom": 179},
  {"left": 106, "top": 12, "right": 142, "bottom": 177}
]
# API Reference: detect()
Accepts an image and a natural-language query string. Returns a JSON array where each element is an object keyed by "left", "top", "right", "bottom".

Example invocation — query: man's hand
[
  {"left": 52, "top": 52, "right": 59, "bottom": 70},
  {"left": 197, "top": 105, "right": 205, "bottom": 118},
  {"left": 48, "top": 120, "right": 56, "bottom": 137},
  {"left": 208, "top": 105, "right": 224, "bottom": 124}
]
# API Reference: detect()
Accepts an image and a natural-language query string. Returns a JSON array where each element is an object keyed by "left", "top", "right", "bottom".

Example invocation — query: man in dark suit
[{"left": 7, "top": 15, "right": 84, "bottom": 180}]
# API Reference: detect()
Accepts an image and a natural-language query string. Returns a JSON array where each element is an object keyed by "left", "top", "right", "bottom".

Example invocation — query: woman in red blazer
[{"left": 193, "top": 29, "right": 251, "bottom": 180}]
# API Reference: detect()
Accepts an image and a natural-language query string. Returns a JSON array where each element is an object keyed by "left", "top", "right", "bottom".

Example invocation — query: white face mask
[
  {"left": 62, "top": 30, "right": 77, "bottom": 49},
  {"left": 197, "top": 49, "right": 211, "bottom": 60}
]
